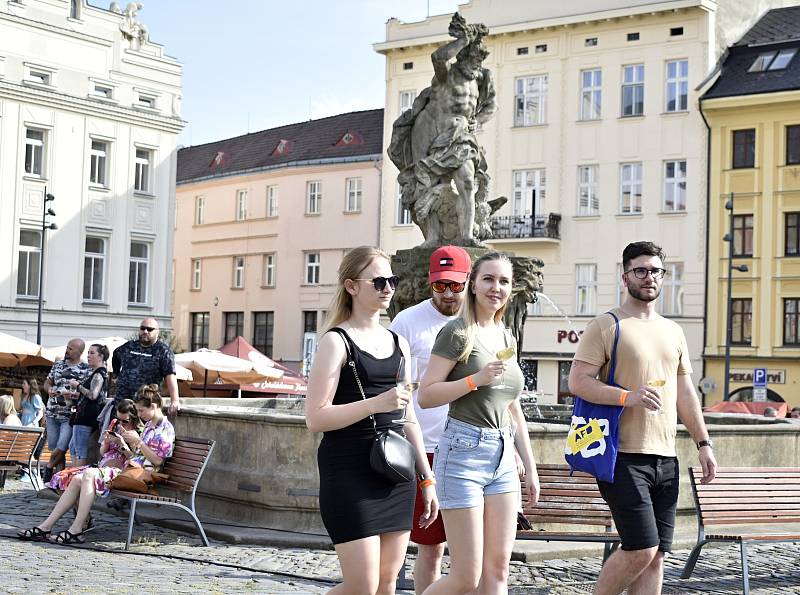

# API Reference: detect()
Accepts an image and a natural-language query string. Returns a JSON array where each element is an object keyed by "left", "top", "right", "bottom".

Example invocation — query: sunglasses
[
  {"left": 353, "top": 276, "right": 400, "bottom": 291},
  {"left": 624, "top": 267, "right": 667, "bottom": 280},
  {"left": 139, "top": 326, "right": 156, "bottom": 332},
  {"left": 431, "top": 280, "right": 466, "bottom": 294}
]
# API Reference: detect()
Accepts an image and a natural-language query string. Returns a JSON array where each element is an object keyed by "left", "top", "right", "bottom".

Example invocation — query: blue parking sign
[{"left": 753, "top": 368, "right": 767, "bottom": 388}]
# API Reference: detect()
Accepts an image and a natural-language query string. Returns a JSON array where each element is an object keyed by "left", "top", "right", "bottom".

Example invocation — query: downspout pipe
[{"left": 699, "top": 99, "right": 712, "bottom": 407}]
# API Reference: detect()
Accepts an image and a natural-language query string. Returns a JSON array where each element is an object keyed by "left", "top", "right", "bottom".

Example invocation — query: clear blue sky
[{"left": 102, "top": 1, "right": 462, "bottom": 146}]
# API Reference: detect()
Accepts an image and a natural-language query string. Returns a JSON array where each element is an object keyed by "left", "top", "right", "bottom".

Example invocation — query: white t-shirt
[{"left": 389, "top": 299, "right": 455, "bottom": 452}]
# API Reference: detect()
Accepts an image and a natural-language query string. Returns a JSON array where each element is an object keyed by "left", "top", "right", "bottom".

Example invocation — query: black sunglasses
[
  {"left": 353, "top": 276, "right": 400, "bottom": 291},
  {"left": 139, "top": 326, "right": 156, "bottom": 332}
]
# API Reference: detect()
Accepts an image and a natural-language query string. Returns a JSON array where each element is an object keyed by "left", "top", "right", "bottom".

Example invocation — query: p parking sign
[{"left": 753, "top": 368, "right": 768, "bottom": 388}]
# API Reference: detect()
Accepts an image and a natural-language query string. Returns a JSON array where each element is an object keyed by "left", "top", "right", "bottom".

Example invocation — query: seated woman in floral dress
[{"left": 17, "top": 384, "right": 175, "bottom": 544}]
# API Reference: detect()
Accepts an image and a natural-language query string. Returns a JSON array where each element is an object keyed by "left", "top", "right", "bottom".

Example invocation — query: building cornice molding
[
  {"left": 0, "top": 9, "right": 112, "bottom": 47},
  {"left": 0, "top": 80, "right": 185, "bottom": 133},
  {"left": 177, "top": 154, "right": 383, "bottom": 187},
  {"left": 701, "top": 89, "right": 800, "bottom": 112}
]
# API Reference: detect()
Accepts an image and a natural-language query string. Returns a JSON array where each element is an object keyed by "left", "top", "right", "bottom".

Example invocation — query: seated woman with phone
[{"left": 17, "top": 385, "right": 174, "bottom": 544}]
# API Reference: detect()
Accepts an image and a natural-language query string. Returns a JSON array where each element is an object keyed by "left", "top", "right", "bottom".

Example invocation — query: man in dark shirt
[{"left": 112, "top": 318, "right": 179, "bottom": 416}]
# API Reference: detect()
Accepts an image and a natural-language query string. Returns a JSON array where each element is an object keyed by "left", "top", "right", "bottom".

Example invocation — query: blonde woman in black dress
[{"left": 306, "top": 246, "right": 438, "bottom": 594}]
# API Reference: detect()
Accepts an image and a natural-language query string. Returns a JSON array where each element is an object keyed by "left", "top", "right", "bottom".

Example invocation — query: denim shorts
[
  {"left": 69, "top": 425, "right": 94, "bottom": 461},
  {"left": 45, "top": 415, "right": 73, "bottom": 452},
  {"left": 433, "top": 417, "right": 519, "bottom": 510}
]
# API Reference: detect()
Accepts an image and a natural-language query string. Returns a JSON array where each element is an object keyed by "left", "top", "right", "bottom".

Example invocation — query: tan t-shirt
[{"left": 573, "top": 308, "right": 692, "bottom": 457}]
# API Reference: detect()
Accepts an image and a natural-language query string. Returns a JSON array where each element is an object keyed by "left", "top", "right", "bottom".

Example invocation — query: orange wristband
[
  {"left": 619, "top": 390, "right": 629, "bottom": 406},
  {"left": 465, "top": 375, "right": 478, "bottom": 391},
  {"left": 419, "top": 478, "right": 436, "bottom": 489}
]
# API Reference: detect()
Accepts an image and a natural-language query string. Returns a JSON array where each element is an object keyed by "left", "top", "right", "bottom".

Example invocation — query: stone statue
[
  {"left": 119, "top": 2, "right": 148, "bottom": 46},
  {"left": 389, "top": 13, "right": 500, "bottom": 247}
]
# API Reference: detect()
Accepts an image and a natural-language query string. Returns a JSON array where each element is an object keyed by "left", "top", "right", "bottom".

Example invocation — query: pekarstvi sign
[{"left": 729, "top": 368, "right": 785, "bottom": 384}]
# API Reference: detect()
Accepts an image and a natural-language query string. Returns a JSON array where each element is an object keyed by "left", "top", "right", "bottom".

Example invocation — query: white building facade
[
  {"left": 376, "top": 0, "right": 791, "bottom": 403},
  {"left": 0, "top": 0, "right": 183, "bottom": 345}
]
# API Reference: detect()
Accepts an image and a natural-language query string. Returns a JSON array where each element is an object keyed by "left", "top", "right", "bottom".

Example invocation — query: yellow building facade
[{"left": 701, "top": 10, "right": 800, "bottom": 406}]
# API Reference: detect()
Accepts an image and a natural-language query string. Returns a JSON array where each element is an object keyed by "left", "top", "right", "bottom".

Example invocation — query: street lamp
[
  {"left": 722, "top": 192, "right": 749, "bottom": 401},
  {"left": 36, "top": 190, "right": 57, "bottom": 345}
]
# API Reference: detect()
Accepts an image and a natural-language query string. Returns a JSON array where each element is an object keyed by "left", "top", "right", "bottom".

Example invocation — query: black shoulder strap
[{"left": 328, "top": 327, "right": 354, "bottom": 365}]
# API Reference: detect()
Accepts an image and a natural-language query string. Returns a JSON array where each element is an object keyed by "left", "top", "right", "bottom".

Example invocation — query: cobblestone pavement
[{"left": 2, "top": 477, "right": 800, "bottom": 594}]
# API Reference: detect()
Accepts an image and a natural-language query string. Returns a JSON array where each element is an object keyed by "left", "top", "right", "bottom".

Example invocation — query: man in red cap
[{"left": 390, "top": 245, "right": 471, "bottom": 593}]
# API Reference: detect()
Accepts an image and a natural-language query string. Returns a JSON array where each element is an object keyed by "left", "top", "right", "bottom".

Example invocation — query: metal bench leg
[
  {"left": 681, "top": 540, "right": 710, "bottom": 579},
  {"left": 125, "top": 499, "right": 137, "bottom": 551},
  {"left": 187, "top": 507, "right": 210, "bottom": 547},
  {"left": 740, "top": 542, "right": 750, "bottom": 595},
  {"left": 0, "top": 470, "right": 6, "bottom": 489}
]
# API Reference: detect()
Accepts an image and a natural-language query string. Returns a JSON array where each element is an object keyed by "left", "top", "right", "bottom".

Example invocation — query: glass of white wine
[
  {"left": 646, "top": 360, "right": 666, "bottom": 415},
  {"left": 494, "top": 345, "right": 516, "bottom": 389},
  {"left": 393, "top": 357, "right": 419, "bottom": 424}
]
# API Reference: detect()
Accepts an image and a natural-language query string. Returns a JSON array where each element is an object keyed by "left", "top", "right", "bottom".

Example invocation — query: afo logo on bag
[{"left": 565, "top": 416, "right": 609, "bottom": 458}]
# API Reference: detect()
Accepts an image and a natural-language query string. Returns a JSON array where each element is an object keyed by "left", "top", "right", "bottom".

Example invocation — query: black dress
[{"left": 317, "top": 328, "right": 415, "bottom": 545}]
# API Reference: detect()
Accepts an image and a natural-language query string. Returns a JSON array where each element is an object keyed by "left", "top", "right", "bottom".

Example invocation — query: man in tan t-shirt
[{"left": 569, "top": 241, "right": 717, "bottom": 595}]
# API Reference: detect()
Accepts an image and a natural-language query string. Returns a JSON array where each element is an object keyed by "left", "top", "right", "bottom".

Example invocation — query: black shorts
[{"left": 597, "top": 453, "right": 679, "bottom": 552}]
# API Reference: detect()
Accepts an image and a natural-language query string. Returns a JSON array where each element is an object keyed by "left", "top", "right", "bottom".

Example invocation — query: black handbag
[{"left": 333, "top": 328, "right": 416, "bottom": 484}]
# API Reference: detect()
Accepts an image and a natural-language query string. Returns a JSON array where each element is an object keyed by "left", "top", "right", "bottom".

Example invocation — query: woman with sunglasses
[
  {"left": 306, "top": 245, "right": 437, "bottom": 595},
  {"left": 419, "top": 251, "right": 540, "bottom": 595},
  {"left": 17, "top": 385, "right": 173, "bottom": 544}
]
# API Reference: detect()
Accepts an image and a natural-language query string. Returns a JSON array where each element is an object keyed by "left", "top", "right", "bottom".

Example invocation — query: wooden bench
[
  {"left": 682, "top": 466, "right": 800, "bottom": 594},
  {"left": 0, "top": 425, "right": 44, "bottom": 489},
  {"left": 109, "top": 436, "right": 215, "bottom": 550},
  {"left": 517, "top": 464, "right": 620, "bottom": 562}
]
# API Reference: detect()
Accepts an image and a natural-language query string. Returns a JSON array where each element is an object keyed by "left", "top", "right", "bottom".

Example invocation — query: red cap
[{"left": 428, "top": 246, "right": 472, "bottom": 283}]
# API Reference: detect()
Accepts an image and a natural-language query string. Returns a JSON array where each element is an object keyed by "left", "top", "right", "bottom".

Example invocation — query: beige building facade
[
  {"left": 375, "top": 0, "right": 789, "bottom": 403},
  {"left": 173, "top": 110, "right": 383, "bottom": 372}
]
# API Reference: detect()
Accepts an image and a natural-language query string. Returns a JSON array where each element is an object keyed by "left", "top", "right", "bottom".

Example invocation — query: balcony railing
[{"left": 490, "top": 213, "right": 562, "bottom": 240}]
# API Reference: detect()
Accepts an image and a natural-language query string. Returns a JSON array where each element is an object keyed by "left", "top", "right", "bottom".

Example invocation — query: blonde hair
[
  {"left": 0, "top": 395, "right": 16, "bottom": 418},
  {"left": 320, "top": 246, "right": 391, "bottom": 335},
  {"left": 456, "top": 251, "right": 513, "bottom": 362}
]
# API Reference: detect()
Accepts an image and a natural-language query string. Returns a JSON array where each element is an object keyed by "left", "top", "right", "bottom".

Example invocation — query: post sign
[
  {"left": 753, "top": 368, "right": 767, "bottom": 388},
  {"left": 753, "top": 387, "right": 767, "bottom": 402}
]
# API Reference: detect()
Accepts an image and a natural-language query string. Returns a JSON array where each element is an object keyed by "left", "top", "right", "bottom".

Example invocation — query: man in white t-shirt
[{"left": 390, "top": 245, "right": 471, "bottom": 594}]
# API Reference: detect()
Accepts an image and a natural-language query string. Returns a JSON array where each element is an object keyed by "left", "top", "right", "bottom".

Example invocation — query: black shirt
[
  {"left": 112, "top": 339, "right": 176, "bottom": 401},
  {"left": 72, "top": 367, "right": 107, "bottom": 429}
]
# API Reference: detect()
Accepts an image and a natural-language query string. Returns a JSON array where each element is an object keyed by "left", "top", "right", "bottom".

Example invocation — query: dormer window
[
  {"left": 335, "top": 131, "right": 363, "bottom": 147},
  {"left": 273, "top": 139, "right": 293, "bottom": 156},
  {"left": 209, "top": 151, "right": 225, "bottom": 168},
  {"left": 748, "top": 48, "right": 797, "bottom": 72}
]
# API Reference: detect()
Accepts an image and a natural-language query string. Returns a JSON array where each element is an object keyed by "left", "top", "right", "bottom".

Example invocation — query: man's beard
[
  {"left": 628, "top": 285, "right": 661, "bottom": 303},
  {"left": 433, "top": 296, "right": 461, "bottom": 316}
]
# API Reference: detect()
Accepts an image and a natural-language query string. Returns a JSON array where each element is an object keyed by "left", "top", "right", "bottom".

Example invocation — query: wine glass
[
  {"left": 645, "top": 360, "right": 666, "bottom": 415},
  {"left": 494, "top": 346, "right": 516, "bottom": 389},
  {"left": 393, "top": 357, "right": 420, "bottom": 424}
]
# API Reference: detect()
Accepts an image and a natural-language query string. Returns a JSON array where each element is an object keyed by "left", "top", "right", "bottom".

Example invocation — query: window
[
  {"left": 558, "top": 361, "right": 573, "bottom": 405},
  {"left": 136, "top": 93, "right": 156, "bottom": 109},
  {"left": 89, "top": 140, "right": 108, "bottom": 186},
  {"left": 17, "top": 230, "right": 41, "bottom": 297},
  {"left": 787, "top": 125, "right": 800, "bottom": 165},
  {"left": 134, "top": 148, "right": 151, "bottom": 192},
  {"left": 190, "top": 313, "right": 210, "bottom": 351},
  {"left": 396, "top": 183, "right": 412, "bottom": 225},
  {"left": 306, "top": 181, "right": 321, "bottom": 214},
  {"left": 194, "top": 196, "right": 205, "bottom": 225},
  {"left": 128, "top": 241, "right": 149, "bottom": 304},
  {"left": 663, "top": 160, "right": 687, "bottom": 212},
  {"left": 403, "top": 62, "right": 413, "bottom": 70},
  {"left": 191, "top": 259, "right": 202, "bottom": 290},
  {"left": 27, "top": 69, "right": 51, "bottom": 86},
  {"left": 577, "top": 165, "right": 599, "bottom": 216},
  {"left": 83, "top": 237, "right": 105, "bottom": 302},
  {"left": 69, "top": 0, "right": 78, "bottom": 19},
  {"left": 786, "top": 213, "right": 800, "bottom": 256},
  {"left": 517, "top": 47, "right": 529, "bottom": 56},
  {"left": 224, "top": 312, "right": 244, "bottom": 344},
  {"left": 621, "top": 64, "right": 645, "bottom": 117},
  {"left": 514, "top": 75, "right": 548, "bottom": 126},
  {"left": 252, "top": 312, "right": 274, "bottom": 357},
  {"left": 585, "top": 37, "right": 598, "bottom": 47},
  {"left": 24, "top": 128, "right": 45, "bottom": 176},
  {"left": 665, "top": 59, "right": 688, "bottom": 112},
  {"left": 305, "top": 252, "right": 320, "bottom": 284},
  {"left": 232, "top": 256, "right": 245, "bottom": 288},
  {"left": 580, "top": 69, "right": 602, "bottom": 120},
  {"left": 670, "top": 26, "right": 684, "bottom": 36},
  {"left": 575, "top": 264, "right": 597, "bottom": 315},
  {"left": 619, "top": 163, "right": 643, "bottom": 214},
  {"left": 513, "top": 170, "right": 546, "bottom": 216},
  {"left": 263, "top": 253, "right": 276, "bottom": 287},
  {"left": 345, "top": 177, "right": 362, "bottom": 212},
  {"left": 749, "top": 49, "right": 797, "bottom": 73},
  {"left": 731, "top": 299, "right": 752, "bottom": 345},
  {"left": 627, "top": 32, "right": 640, "bottom": 41},
  {"left": 266, "top": 185, "right": 279, "bottom": 217},
  {"left": 732, "top": 214, "right": 754, "bottom": 257},
  {"left": 236, "top": 189, "right": 248, "bottom": 220},
  {"left": 535, "top": 44, "right": 547, "bottom": 54},
  {"left": 399, "top": 90, "right": 416, "bottom": 114},
  {"left": 732, "top": 129, "right": 756, "bottom": 169},
  {"left": 303, "top": 310, "right": 318, "bottom": 334},
  {"left": 785, "top": 299, "right": 800, "bottom": 345},
  {"left": 657, "top": 263, "right": 683, "bottom": 316},
  {"left": 91, "top": 84, "right": 113, "bottom": 99}
]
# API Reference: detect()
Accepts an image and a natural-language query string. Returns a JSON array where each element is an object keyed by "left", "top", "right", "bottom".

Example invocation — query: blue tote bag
[{"left": 564, "top": 312, "right": 624, "bottom": 483}]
